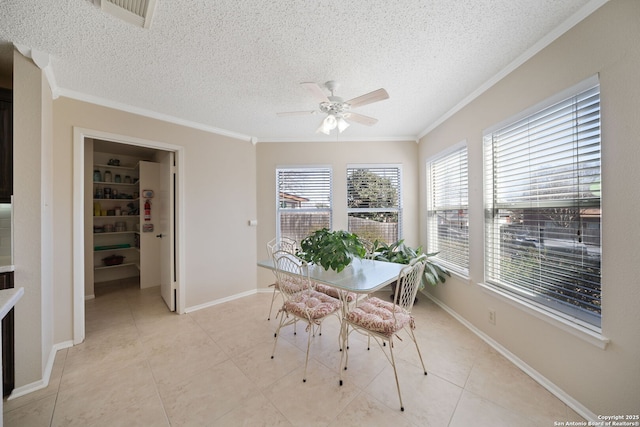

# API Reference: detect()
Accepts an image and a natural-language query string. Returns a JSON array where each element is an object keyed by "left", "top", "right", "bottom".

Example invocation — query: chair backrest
[
  {"left": 359, "top": 238, "right": 375, "bottom": 259},
  {"left": 267, "top": 237, "right": 297, "bottom": 258},
  {"left": 393, "top": 256, "right": 427, "bottom": 313},
  {"left": 272, "top": 250, "right": 311, "bottom": 298}
]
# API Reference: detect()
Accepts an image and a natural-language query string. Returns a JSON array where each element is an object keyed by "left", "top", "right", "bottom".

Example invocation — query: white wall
[
  {"left": 12, "top": 51, "right": 51, "bottom": 387},
  {"left": 418, "top": 0, "right": 639, "bottom": 416},
  {"left": 49, "top": 99, "right": 257, "bottom": 339}
]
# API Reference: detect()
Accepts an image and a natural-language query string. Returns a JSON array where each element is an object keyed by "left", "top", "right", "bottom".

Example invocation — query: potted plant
[
  {"left": 370, "top": 239, "right": 450, "bottom": 299},
  {"left": 298, "top": 228, "right": 367, "bottom": 272}
]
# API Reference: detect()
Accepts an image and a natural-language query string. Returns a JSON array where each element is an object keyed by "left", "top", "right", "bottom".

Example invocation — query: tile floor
[{"left": 4, "top": 279, "right": 587, "bottom": 426}]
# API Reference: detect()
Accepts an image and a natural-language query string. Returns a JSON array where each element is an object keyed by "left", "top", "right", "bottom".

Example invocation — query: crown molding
[
  {"left": 255, "top": 135, "right": 418, "bottom": 144},
  {"left": 57, "top": 87, "right": 253, "bottom": 143},
  {"left": 14, "top": 44, "right": 60, "bottom": 99}
]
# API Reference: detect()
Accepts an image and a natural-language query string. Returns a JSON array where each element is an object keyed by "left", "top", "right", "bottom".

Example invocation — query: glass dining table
[{"left": 257, "top": 257, "right": 405, "bottom": 295}]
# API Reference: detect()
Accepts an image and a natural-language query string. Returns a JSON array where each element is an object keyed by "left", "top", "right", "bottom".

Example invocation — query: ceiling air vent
[{"left": 92, "top": 0, "right": 158, "bottom": 29}]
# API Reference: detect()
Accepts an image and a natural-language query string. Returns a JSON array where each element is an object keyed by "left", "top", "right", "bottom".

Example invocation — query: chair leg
[
  {"left": 271, "top": 312, "right": 290, "bottom": 359},
  {"left": 270, "top": 313, "right": 287, "bottom": 359},
  {"left": 339, "top": 322, "right": 349, "bottom": 386},
  {"left": 267, "top": 286, "right": 279, "bottom": 321},
  {"left": 388, "top": 340, "right": 405, "bottom": 411},
  {"left": 408, "top": 327, "right": 428, "bottom": 375},
  {"left": 302, "top": 322, "right": 313, "bottom": 382},
  {"left": 311, "top": 323, "right": 320, "bottom": 337}
]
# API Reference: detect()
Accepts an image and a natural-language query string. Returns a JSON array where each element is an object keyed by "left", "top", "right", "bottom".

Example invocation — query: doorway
[{"left": 73, "top": 127, "right": 185, "bottom": 345}]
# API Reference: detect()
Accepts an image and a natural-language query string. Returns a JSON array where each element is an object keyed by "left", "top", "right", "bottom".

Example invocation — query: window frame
[
  {"left": 275, "top": 166, "right": 333, "bottom": 243},
  {"left": 346, "top": 164, "right": 402, "bottom": 244},
  {"left": 426, "top": 141, "right": 469, "bottom": 277},
  {"left": 482, "top": 75, "right": 602, "bottom": 332}
]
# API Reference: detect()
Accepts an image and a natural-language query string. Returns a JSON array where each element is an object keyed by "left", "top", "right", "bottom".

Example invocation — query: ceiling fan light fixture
[
  {"left": 324, "top": 114, "right": 337, "bottom": 129},
  {"left": 337, "top": 116, "right": 350, "bottom": 133},
  {"left": 316, "top": 124, "right": 330, "bottom": 135},
  {"left": 316, "top": 114, "right": 350, "bottom": 135},
  {"left": 280, "top": 81, "right": 388, "bottom": 135},
  {"left": 317, "top": 114, "right": 337, "bottom": 134}
]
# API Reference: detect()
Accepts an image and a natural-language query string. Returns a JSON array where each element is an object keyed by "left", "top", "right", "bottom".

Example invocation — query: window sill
[{"left": 477, "top": 282, "right": 610, "bottom": 350}]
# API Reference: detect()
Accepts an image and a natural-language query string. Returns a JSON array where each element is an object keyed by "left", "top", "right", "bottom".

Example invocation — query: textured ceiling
[{"left": 0, "top": 0, "right": 602, "bottom": 142}]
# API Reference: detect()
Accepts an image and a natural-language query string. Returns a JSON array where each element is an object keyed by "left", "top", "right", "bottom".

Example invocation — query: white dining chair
[
  {"left": 266, "top": 237, "right": 298, "bottom": 320},
  {"left": 339, "top": 256, "right": 428, "bottom": 411},
  {"left": 270, "top": 251, "right": 342, "bottom": 382}
]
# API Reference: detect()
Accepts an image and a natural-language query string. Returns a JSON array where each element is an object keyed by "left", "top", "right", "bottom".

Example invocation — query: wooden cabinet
[
  {"left": 0, "top": 88, "right": 12, "bottom": 203},
  {"left": 0, "top": 271, "right": 14, "bottom": 397}
]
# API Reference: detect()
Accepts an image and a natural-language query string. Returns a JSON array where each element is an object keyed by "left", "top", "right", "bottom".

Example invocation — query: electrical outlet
[{"left": 488, "top": 309, "right": 496, "bottom": 325}]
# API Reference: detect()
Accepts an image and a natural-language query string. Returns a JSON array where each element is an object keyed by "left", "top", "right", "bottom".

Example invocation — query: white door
[
  {"left": 157, "top": 151, "right": 175, "bottom": 311},
  {"left": 139, "top": 161, "right": 161, "bottom": 289}
]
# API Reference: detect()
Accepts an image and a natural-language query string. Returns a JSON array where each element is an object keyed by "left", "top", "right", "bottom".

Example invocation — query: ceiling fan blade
[
  {"left": 344, "top": 112, "right": 378, "bottom": 126},
  {"left": 300, "top": 82, "right": 330, "bottom": 103},
  {"left": 346, "top": 88, "right": 389, "bottom": 109},
  {"left": 277, "top": 110, "right": 317, "bottom": 117}
]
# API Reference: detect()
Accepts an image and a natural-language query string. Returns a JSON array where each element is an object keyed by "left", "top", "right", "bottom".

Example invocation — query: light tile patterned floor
[{"left": 4, "top": 279, "right": 587, "bottom": 426}]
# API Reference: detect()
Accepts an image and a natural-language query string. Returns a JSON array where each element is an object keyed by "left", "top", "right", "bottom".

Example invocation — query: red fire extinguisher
[{"left": 144, "top": 199, "right": 151, "bottom": 221}]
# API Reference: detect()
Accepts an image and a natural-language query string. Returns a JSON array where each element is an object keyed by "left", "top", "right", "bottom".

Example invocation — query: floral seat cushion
[
  {"left": 276, "top": 276, "right": 308, "bottom": 294},
  {"left": 283, "top": 289, "right": 342, "bottom": 322},
  {"left": 315, "top": 283, "right": 357, "bottom": 302},
  {"left": 346, "top": 297, "right": 414, "bottom": 337}
]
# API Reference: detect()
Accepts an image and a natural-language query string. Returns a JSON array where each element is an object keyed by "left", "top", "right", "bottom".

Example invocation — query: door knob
[{"left": 156, "top": 234, "right": 163, "bottom": 238}]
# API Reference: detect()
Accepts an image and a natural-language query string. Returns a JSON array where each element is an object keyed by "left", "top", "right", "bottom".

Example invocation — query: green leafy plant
[
  {"left": 299, "top": 228, "right": 367, "bottom": 272},
  {"left": 371, "top": 239, "right": 450, "bottom": 288}
]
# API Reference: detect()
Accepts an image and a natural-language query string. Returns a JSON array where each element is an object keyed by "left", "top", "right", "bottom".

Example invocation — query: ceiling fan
[{"left": 277, "top": 81, "right": 389, "bottom": 135}]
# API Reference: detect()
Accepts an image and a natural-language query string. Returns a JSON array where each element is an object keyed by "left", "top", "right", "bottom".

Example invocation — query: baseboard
[
  {"left": 422, "top": 291, "right": 598, "bottom": 422},
  {"left": 8, "top": 340, "right": 73, "bottom": 400},
  {"left": 185, "top": 288, "right": 258, "bottom": 313}
]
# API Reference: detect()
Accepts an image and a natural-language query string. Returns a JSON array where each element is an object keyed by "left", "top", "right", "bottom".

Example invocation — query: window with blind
[
  {"left": 276, "top": 167, "right": 332, "bottom": 243},
  {"left": 483, "top": 77, "right": 601, "bottom": 329},
  {"left": 347, "top": 165, "right": 401, "bottom": 244},
  {"left": 426, "top": 143, "right": 469, "bottom": 276}
]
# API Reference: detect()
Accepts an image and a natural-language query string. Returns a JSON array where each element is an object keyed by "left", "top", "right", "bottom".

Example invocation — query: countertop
[
  {"left": 0, "top": 265, "right": 14, "bottom": 273},
  {"left": 0, "top": 287, "right": 23, "bottom": 319}
]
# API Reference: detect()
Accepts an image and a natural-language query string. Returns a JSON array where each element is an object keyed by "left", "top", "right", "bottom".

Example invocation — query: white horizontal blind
[
  {"left": 347, "top": 166, "right": 401, "bottom": 244},
  {"left": 427, "top": 145, "right": 469, "bottom": 276},
  {"left": 107, "top": 0, "right": 149, "bottom": 16},
  {"left": 484, "top": 83, "right": 601, "bottom": 328},
  {"left": 276, "top": 168, "right": 332, "bottom": 243}
]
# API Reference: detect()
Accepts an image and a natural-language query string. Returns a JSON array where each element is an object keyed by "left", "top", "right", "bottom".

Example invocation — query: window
[
  {"left": 347, "top": 165, "right": 401, "bottom": 244},
  {"left": 426, "top": 143, "right": 469, "bottom": 276},
  {"left": 484, "top": 77, "right": 601, "bottom": 329},
  {"left": 276, "top": 167, "right": 332, "bottom": 243}
]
